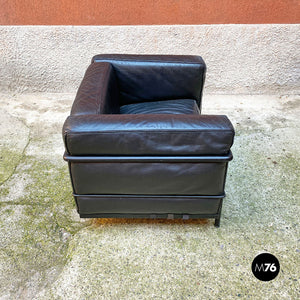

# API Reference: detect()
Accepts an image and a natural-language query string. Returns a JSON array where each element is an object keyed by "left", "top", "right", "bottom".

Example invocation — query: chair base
[
  {"left": 79, "top": 213, "right": 222, "bottom": 227},
  {"left": 65, "top": 153, "right": 230, "bottom": 227},
  {"left": 74, "top": 195, "right": 224, "bottom": 227}
]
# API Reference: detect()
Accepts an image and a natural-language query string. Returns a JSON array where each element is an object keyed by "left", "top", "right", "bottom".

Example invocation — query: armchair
[{"left": 63, "top": 54, "right": 235, "bottom": 226}]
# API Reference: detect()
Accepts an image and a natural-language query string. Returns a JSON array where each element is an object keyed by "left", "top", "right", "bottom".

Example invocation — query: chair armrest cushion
[
  {"left": 71, "top": 62, "right": 119, "bottom": 115},
  {"left": 63, "top": 114, "right": 235, "bottom": 156}
]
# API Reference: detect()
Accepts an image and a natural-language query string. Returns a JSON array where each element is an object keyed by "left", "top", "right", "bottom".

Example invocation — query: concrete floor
[{"left": 0, "top": 93, "right": 299, "bottom": 299}]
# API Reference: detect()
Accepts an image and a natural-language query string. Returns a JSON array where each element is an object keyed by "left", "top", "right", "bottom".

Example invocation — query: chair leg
[
  {"left": 214, "top": 198, "right": 223, "bottom": 227},
  {"left": 214, "top": 217, "right": 220, "bottom": 227}
]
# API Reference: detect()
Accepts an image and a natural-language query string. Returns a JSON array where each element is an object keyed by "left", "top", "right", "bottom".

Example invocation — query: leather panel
[
  {"left": 70, "top": 161, "right": 227, "bottom": 195},
  {"left": 63, "top": 114, "right": 234, "bottom": 155},
  {"left": 76, "top": 195, "right": 222, "bottom": 214},
  {"left": 91, "top": 54, "right": 206, "bottom": 107},
  {"left": 120, "top": 99, "right": 200, "bottom": 115},
  {"left": 71, "top": 62, "right": 120, "bottom": 115}
]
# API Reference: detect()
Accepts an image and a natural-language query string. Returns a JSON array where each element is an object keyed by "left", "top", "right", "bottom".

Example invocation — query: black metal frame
[{"left": 64, "top": 152, "right": 232, "bottom": 163}]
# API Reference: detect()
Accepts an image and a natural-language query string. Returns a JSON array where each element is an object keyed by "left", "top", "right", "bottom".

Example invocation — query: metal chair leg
[{"left": 214, "top": 217, "right": 220, "bottom": 227}]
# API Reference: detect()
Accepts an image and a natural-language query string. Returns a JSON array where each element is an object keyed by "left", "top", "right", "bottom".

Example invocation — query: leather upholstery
[
  {"left": 71, "top": 62, "right": 120, "bottom": 115},
  {"left": 120, "top": 99, "right": 200, "bottom": 115},
  {"left": 62, "top": 54, "right": 234, "bottom": 226},
  {"left": 76, "top": 195, "right": 222, "bottom": 215},
  {"left": 70, "top": 161, "right": 227, "bottom": 195},
  {"left": 92, "top": 54, "right": 206, "bottom": 108},
  {"left": 63, "top": 114, "right": 234, "bottom": 156}
]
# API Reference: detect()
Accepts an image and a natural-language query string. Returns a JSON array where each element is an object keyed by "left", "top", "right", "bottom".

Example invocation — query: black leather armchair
[{"left": 63, "top": 54, "right": 235, "bottom": 226}]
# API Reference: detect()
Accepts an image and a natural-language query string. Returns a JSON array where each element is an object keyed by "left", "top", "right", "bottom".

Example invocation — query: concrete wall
[{"left": 0, "top": 25, "right": 299, "bottom": 94}]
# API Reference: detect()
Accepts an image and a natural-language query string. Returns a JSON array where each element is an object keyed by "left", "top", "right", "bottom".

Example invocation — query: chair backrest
[{"left": 92, "top": 54, "right": 206, "bottom": 109}]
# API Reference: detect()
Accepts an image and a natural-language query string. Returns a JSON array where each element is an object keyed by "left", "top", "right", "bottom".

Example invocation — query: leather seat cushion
[{"left": 120, "top": 99, "right": 200, "bottom": 115}]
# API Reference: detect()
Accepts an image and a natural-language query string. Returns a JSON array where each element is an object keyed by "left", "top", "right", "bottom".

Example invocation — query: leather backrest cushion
[{"left": 92, "top": 55, "right": 206, "bottom": 106}]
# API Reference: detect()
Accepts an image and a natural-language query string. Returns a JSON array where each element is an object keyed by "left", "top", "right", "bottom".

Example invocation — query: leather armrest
[
  {"left": 63, "top": 114, "right": 235, "bottom": 156},
  {"left": 70, "top": 62, "right": 120, "bottom": 115}
]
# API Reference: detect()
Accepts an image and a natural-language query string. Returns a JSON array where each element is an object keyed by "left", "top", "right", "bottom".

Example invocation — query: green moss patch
[
  {"left": 0, "top": 147, "right": 23, "bottom": 184},
  {"left": 0, "top": 150, "right": 88, "bottom": 296}
]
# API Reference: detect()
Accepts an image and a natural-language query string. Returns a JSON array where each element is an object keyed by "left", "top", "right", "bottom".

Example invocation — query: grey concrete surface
[
  {"left": 0, "top": 93, "right": 299, "bottom": 299},
  {"left": 0, "top": 24, "right": 299, "bottom": 95}
]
